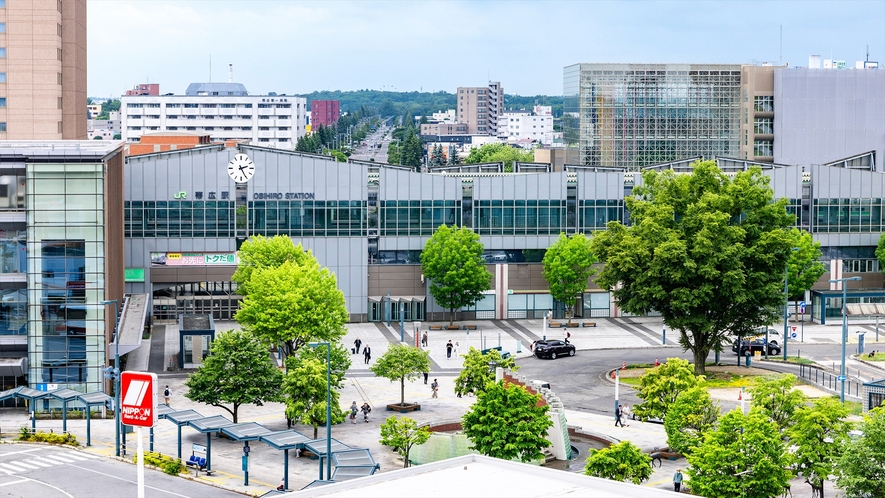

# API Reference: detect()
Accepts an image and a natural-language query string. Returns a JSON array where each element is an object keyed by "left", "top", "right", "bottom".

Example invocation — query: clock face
[{"left": 227, "top": 153, "right": 255, "bottom": 183}]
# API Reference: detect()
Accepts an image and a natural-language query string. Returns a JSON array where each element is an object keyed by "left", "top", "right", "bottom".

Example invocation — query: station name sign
[{"left": 253, "top": 192, "right": 315, "bottom": 200}]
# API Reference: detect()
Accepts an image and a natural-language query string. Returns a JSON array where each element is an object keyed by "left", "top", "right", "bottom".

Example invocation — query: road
[
  {"left": 350, "top": 120, "right": 393, "bottom": 163},
  {"left": 0, "top": 443, "right": 243, "bottom": 498}
]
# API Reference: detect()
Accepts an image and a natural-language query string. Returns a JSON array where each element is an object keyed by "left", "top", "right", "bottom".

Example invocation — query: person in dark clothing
[
  {"left": 423, "top": 371, "right": 429, "bottom": 384},
  {"left": 353, "top": 338, "right": 362, "bottom": 354},
  {"left": 615, "top": 404, "right": 625, "bottom": 427},
  {"left": 446, "top": 340, "right": 453, "bottom": 359},
  {"left": 421, "top": 331, "right": 428, "bottom": 347},
  {"left": 363, "top": 345, "right": 371, "bottom": 364}
]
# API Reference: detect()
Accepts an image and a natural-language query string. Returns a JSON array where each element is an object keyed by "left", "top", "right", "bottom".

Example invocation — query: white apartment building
[
  {"left": 431, "top": 109, "right": 456, "bottom": 122},
  {"left": 121, "top": 83, "right": 306, "bottom": 150},
  {"left": 499, "top": 110, "right": 554, "bottom": 145}
]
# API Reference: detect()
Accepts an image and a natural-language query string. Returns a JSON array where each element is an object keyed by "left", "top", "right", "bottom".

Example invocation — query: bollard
[
  {"left": 745, "top": 351, "right": 752, "bottom": 367},
  {"left": 662, "top": 328, "right": 666, "bottom": 345}
]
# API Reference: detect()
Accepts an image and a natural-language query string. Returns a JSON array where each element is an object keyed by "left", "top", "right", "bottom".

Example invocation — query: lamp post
[
  {"left": 783, "top": 247, "right": 800, "bottom": 361},
  {"left": 101, "top": 299, "right": 120, "bottom": 457},
  {"left": 829, "top": 276, "right": 861, "bottom": 403},
  {"left": 308, "top": 342, "right": 332, "bottom": 480}
]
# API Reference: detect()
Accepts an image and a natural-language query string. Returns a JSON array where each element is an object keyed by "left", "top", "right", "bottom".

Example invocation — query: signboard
[
  {"left": 837, "top": 375, "right": 847, "bottom": 381},
  {"left": 125, "top": 268, "right": 145, "bottom": 282},
  {"left": 150, "top": 252, "right": 238, "bottom": 267},
  {"left": 791, "top": 333, "right": 797, "bottom": 338},
  {"left": 120, "top": 371, "right": 158, "bottom": 428}
]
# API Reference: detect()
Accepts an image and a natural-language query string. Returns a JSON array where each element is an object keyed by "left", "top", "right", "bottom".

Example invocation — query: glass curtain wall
[{"left": 27, "top": 163, "right": 106, "bottom": 393}]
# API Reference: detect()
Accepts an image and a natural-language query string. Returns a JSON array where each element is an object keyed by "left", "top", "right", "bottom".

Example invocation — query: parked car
[
  {"left": 532, "top": 339, "right": 575, "bottom": 359},
  {"left": 732, "top": 337, "right": 780, "bottom": 356}
]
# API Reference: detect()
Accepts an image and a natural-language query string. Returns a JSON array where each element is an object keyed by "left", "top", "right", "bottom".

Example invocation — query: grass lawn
[
  {"left": 616, "top": 365, "right": 792, "bottom": 389},
  {"left": 761, "top": 356, "right": 815, "bottom": 365},
  {"left": 863, "top": 351, "right": 885, "bottom": 362}
]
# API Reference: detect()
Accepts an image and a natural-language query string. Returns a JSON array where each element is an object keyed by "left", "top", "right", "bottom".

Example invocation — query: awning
[{"left": 847, "top": 303, "right": 885, "bottom": 315}]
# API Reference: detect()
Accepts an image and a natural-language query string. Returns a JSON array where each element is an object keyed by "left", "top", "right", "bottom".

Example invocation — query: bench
[
  {"left": 463, "top": 324, "right": 477, "bottom": 330},
  {"left": 429, "top": 325, "right": 443, "bottom": 331},
  {"left": 447, "top": 325, "right": 460, "bottom": 330},
  {"left": 549, "top": 322, "right": 563, "bottom": 328},
  {"left": 186, "top": 455, "right": 207, "bottom": 475},
  {"left": 582, "top": 322, "right": 596, "bottom": 328}
]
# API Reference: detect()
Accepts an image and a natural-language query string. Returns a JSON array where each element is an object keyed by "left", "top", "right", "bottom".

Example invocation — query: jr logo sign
[{"left": 120, "top": 371, "right": 159, "bottom": 428}]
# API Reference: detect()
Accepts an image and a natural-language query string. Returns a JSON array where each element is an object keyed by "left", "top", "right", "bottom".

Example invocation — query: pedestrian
[
  {"left": 421, "top": 331, "right": 428, "bottom": 347},
  {"left": 446, "top": 340, "right": 453, "bottom": 359},
  {"left": 620, "top": 404, "right": 630, "bottom": 426},
  {"left": 163, "top": 385, "right": 171, "bottom": 406},
  {"left": 353, "top": 337, "right": 361, "bottom": 355},
  {"left": 431, "top": 379, "right": 439, "bottom": 398},
  {"left": 360, "top": 402, "right": 371, "bottom": 422},
  {"left": 350, "top": 401, "right": 358, "bottom": 424},
  {"left": 565, "top": 331, "right": 571, "bottom": 344},
  {"left": 615, "top": 404, "right": 624, "bottom": 427},
  {"left": 454, "top": 341, "right": 460, "bottom": 357},
  {"left": 363, "top": 345, "right": 371, "bottom": 364},
  {"left": 277, "top": 478, "right": 285, "bottom": 491},
  {"left": 622, "top": 403, "right": 633, "bottom": 423},
  {"left": 423, "top": 371, "right": 429, "bottom": 384},
  {"left": 673, "top": 469, "right": 683, "bottom": 492}
]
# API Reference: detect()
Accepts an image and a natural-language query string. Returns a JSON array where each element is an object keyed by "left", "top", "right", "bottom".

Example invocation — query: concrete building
[
  {"left": 431, "top": 109, "right": 456, "bottom": 122},
  {"left": 127, "top": 132, "right": 216, "bottom": 156},
  {"left": 310, "top": 100, "right": 339, "bottom": 128},
  {"left": 456, "top": 82, "right": 503, "bottom": 135},
  {"left": 419, "top": 122, "right": 468, "bottom": 136},
  {"left": 120, "top": 82, "right": 307, "bottom": 150},
  {"left": 499, "top": 110, "right": 554, "bottom": 145},
  {"left": 0, "top": 141, "right": 125, "bottom": 393},
  {"left": 87, "top": 103, "right": 101, "bottom": 119},
  {"left": 125, "top": 83, "right": 159, "bottom": 96},
  {"left": 87, "top": 110, "right": 120, "bottom": 139},
  {"left": 0, "top": 0, "right": 87, "bottom": 140}
]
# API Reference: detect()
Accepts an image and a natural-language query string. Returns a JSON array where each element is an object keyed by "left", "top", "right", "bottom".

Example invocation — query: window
[
  {"left": 754, "top": 96, "right": 773, "bottom": 113},
  {"left": 0, "top": 73, "right": 6, "bottom": 83},
  {"left": 0, "top": 48, "right": 5, "bottom": 59},
  {"left": 57, "top": 23, "right": 62, "bottom": 37},
  {"left": 58, "top": 48, "right": 62, "bottom": 61},
  {"left": 0, "top": 122, "right": 6, "bottom": 132},
  {"left": 753, "top": 140, "right": 773, "bottom": 157},
  {"left": 166, "top": 103, "right": 181, "bottom": 108},
  {"left": 754, "top": 118, "right": 773, "bottom": 135},
  {"left": 0, "top": 98, "right": 5, "bottom": 107},
  {"left": 0, "top": 23, "right": 5, "bottom": 33},
  {"left": 146, "top": 103, "right": 160, "bottom": 108},
  {"left": 127, "top": 103, "right": 143, "bottom": 108}
]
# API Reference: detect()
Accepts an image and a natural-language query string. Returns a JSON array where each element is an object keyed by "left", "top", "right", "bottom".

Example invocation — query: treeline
[{"left": 295, "top": 105, "right": 379, "bottom": 160}]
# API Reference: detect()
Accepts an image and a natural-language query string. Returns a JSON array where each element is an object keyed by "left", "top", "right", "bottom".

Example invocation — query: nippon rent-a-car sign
[{"left": 120, "top": 371, "right": 159, "bottom": 428}]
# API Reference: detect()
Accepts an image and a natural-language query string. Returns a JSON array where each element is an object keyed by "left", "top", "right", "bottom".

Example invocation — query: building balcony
[{"left": 219, "top": 108, "right": 237, "bottom": 115}]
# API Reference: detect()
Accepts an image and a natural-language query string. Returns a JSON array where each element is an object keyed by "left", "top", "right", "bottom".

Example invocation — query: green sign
[{"left": 125, "top": 268, "right": 145, "bottom": 282}]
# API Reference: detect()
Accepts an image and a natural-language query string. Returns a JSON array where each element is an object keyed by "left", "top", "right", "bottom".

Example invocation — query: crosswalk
[{"left": 0, "top": 448, "right": 99, "bottom": 475}]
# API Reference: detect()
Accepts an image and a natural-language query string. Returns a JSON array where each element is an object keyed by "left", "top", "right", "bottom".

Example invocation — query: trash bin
[
  {"left": 351, "top": 347, "right": 355, "bottom": 354},
  {"left": 745, "top": 352, "right": 752, "bottom": 367}
]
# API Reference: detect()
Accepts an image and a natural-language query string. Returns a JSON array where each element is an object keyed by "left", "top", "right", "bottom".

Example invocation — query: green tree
[
  {"left": 286, "top": 342, "right": 351, "bottom": 389},
  {"left": 370, "top": 344, "right": 431, "bottom": 407},
  {"left": 428, "top": 144, "right": 445, "bottom": 167},
  {"left": 788, "top": 397, "right": 851, "bottom": 498},
  {"left": 379, "top": 415, "right": 432, "bottom": 468},
  {"left": 461, "top": 381, "right": 552, "bottom": 463},
  {"left": 542, "top": 233, "right": 597, "bottom": 319},
  {"left": 633, "top": 358, "right": 701, "bottom": 422},
  {"left": 454, "top": 347, "right": 517, "bottom": 397},
  {"left": 876, "top": 233, "right": 885, "bottom": 280},
  {"left": 464, "top": 142, "right": 534, "bottom": 172},
  {"left": 400, "top": 130, "right": 423, "bottom": 171},
  {"left": 420, "top": 225, "right": 492, "bottom": 325},
  {"left": 686, "top": 409, "right": 792, "bottom": 498},
  {"left": 235, "top": 244, "right": 348, "bottom": 357},
  {"left": 282, "top": 357, "right": 345, "bottom": 439},
  {"left": 184, "top": 330, "right": 282, "bottom": 423},
  {"left": 386, "top": 142, "right": 400, "bottom": 165},
  {"left": 747, "top": 374, "right": 806, "bottom": 433},
  {"left": 232, "top": 235, "right": 308, "bottom": 295},
  {"left": 329, "top": 150, "right": 347, "bottom": 162},
  {"left": 583, "top": 441, "right": 652, "bottom": 484},
  {"left": 97, "top": 99, "right": 120, "bottom": 120},
  {"left": 788, "top": 228, "right": 825, "bottom": 306},
  {"left": 589, "top": 161, "right": 795, "bottom": 375},
  {"left": 663, "top": 386, "right": 719, "bottom": 455},
  {"left": 836, "top": 406, "right": 885, "bottom": 498},
  {"left": 447, "top": 145, "right": 460, "bottom": 165}
]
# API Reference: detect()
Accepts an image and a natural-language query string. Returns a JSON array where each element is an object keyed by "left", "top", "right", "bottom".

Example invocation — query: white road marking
[
  {"left": 7, "top": 460, "right": 39, "bottom": 470},
  {"left": 0, "top": 447, "right": 45, "bottom": 457},
  {"left": 43, "top": 454, "right": 76, "bottom": 463},
  {"left": 0, "top": 478, "right": 29, "bottom": 486},
  {"left": 25, "top": 459, "right": 53, "bottom": 468},
  {"left": 0, "top": 476, "right": 74, "bottom": 498},
  {"left": 0, "top": 462, "right": 26, "bottom": 472},
  {"left": 74, "top": 465, "right": 193, "bottom": 498},
  {"left": 56, "top": 453, "right": 89, "bottom": 461},
  {"left": 33, "top": 456, "right": 70, "bottom": 465}
]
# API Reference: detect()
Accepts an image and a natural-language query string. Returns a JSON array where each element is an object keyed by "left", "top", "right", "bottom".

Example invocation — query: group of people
[
  {"left": 614, "top": 403, "right": 633, "bottom": 427},
  {"left": 349, "top": 401, "right": 372, "bottom": 423},
  {"left": 353, "top": 337, "right": 372, "bottom": 364}
]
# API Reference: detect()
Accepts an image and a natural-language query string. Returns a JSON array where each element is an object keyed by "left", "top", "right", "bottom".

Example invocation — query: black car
[
  {"left": 732, "top": 337, "right": 780, "bottom": 356},
  {"left": 532, "top": 340, "right": 575, "bottom": 359}
]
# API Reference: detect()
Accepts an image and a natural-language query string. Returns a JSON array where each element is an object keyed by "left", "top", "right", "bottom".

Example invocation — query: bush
[
  {"left": 17, "top": 427, "right": 79, "bottom": 446},
  {"left": 134, "top": 451, "right": 185, "bottom": 475}
]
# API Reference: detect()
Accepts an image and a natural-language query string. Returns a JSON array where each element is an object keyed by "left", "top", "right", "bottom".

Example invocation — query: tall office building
[
  {"left": 563, "top": 64, "right": 742, "bottom": 169},
  {"left": 0, "top": 0, "right": 87, "bottom": 140},
  {"left": 456, "top": 81, "right": 503, "bottom": 135},
  {"left": 310, "top": 100, "right": 339, "bottom": 127}
]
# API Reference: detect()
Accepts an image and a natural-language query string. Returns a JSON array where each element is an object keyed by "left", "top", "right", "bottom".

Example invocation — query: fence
[{"left": 797, "top": 364, "right": 862, "bottom": 400}]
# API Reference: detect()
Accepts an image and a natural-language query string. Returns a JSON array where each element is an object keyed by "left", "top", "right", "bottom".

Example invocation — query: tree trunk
[
  {"left": 403, "top": 447, "right": 410, "bottom": 468},
  {"left": 233, "top": 403, "right": 239, "bottom": 424},
  {"left": 313, "top": 425, "right": 318, "bottom": 439},
  {"left": 692, "top": 347, "right": 709, "bottom": 376},
  {"left": 449, "top": 306, "right": 454, "bottom": 326},
  {"left": 400, "top": 376, "right": 405, "bottom": 406}
]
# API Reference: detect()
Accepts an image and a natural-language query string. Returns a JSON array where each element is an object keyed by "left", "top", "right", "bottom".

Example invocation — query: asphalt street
[{"left": 0, "top": 443, "right": 243, "bottom": 498}]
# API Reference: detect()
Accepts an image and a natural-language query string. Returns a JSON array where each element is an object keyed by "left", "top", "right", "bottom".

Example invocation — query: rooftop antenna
[
  {"left": 229, "top": 64, "right": 233, "bottom": 83},
  {"left": 867, "top": 45, "right": 870, "bottom": 62}
]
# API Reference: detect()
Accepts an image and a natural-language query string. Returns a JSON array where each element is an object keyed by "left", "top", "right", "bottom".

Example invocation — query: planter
[
  {"left": 447, "top": 325, "right": 460, "bottom": 330},
  {"left": 566, "top": 322, "right": 580, "bottom": 328},
  {"left": 386, "top": 403, "right": 421, "bottom": 413},
  {"left": 549, "top": 322, "right": 563, "bottom": 328}
]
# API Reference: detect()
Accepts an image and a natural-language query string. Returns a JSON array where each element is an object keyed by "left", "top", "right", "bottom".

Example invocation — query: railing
[{"left": 797, "top": 364, "right": 862, "bottom": 400}]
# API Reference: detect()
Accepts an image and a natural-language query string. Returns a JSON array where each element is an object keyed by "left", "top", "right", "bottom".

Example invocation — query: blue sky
[{"left": 88, "top": 0, "right": 885, "bottom": 97}]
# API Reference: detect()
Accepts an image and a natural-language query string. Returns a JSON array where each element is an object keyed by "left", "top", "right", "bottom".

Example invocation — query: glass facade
[
  {"left": 813, "top": 198, "right": 885, "bottom": 233},
  {"left": 251, "top": 200, "right": 366, "bottom": 237},
  {"left": 564, "top": 64, "right": 742, "bottom": 170},
  {"left": 474, "top": 200, "right": 565, "bottom": 235},
  {"left": 125, "top": 201, "right": 235, "bottom": 238},
  {"left": 380, "top": 200, "right": 456, "bottom": 236},
  {"left": 27, "top": 163, "right": 107, "bottom": 392}
]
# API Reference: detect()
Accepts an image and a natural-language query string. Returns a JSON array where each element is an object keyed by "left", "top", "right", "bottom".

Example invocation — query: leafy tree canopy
[
  {"left": 464, "top": 143, "right": 534, "bottom": 172},
  {"left": 420, "top": 225, "right": 492, "bottom": 325},
  {"left": 789, "top": 397, "right": 851, "bottom": 498},
  {"left": 184, "top": 330, "right": 282, "bottom": 423},
  {"left": 232, "top": 235, "right": 311, "bottom": 294},
  {"left": 370, "top": 344, "right": 431, "bottom": 406},
  {"left": 282, "top": 357, "right": 345, "bottom": 439},
  {"left": 462, "top": 381, "right": 552, "bottom": 463},
  {"left": 663, "top": 386, "right": 719, "bottom": 456},
  {"left": 454, "top": 347, "right": 517, "bottom": 397},
  {"left": 583, "top": 440, "right": 652, "bottom": 485},
  {"left": 686, "top": 408, "right": 792, "bottom": 498},
  {"left": 542, "top": 233, "right": 597, "bottom": 318},
  {"left": 285, "top": 342, "right": 351, "bottom": 389},
  {"left": 787, "top": 228, "right": 825, "bottom": 302},
  {"left": 633, "top": 357, "right": 701, "bottom": 422},
  {"left": 747, "top": 374, "right": 806, "bottom": 433},
  {"left": 379, "top": 416, "right": 432, "bottom": 468},
  {"left": 589, "top": 160, "right": 795, "bottom": 375},
  {"left": 836, "top": 406, "right": 885, "bottom": 498}
]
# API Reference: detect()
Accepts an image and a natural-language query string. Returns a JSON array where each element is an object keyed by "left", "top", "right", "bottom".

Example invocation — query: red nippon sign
[{"left": 120, "top": 371, "right": 158, "bottom": 428}]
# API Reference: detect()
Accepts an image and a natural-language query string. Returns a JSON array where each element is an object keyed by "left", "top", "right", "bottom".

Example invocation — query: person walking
[
  {"left": 454, "top": 342, "right": 460, "bottom": 357},
  {"left": 363, "top": 345, "right": 371, "bottom": 364},
  {"left": 446, "top": 340, "right": 453, "bottom": 359},
  {"left": 353, "top": 337, "right": 362, "bottom": 355},
  {"left": 360, "top": 402, "right": 371, "bottom": 423},
  {"left": 615, "top": 404, "right": 624, "bottom": 427},
  {"left": 421, "top": 331, "right": 428, "bottom": 347},
  {"left": 673, "top": 469, "right": 683, "bottom": 492},
  {"left": 431, "top": 379, "right": 439, "bottom": 398},
  {"left": 163, "top": 385, "right": 171, "bottom": 407},
  {"left": 423, "top": 371, "right": 429, "bottom": 384},
  {"left": 350, "top": 401, "right": 358, "bottom": 424}
]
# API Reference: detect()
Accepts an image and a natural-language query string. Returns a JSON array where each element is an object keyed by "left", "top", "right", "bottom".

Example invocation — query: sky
[{"left": 88, "top": 0, "right": 885, "bottom": 98}]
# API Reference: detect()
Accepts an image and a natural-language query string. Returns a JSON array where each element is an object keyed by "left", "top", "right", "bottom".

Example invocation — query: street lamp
[
  {"left": 829, "top": 276, "right": 861, "bottom": 403},
  {"left": 101, "top": 299, "right": 120, "bottom": 457},
  {"left": 308, "top": 342, "right": 332, "bottom": 480},
  {"left": 783, "top": 247, "right": 800, "bottom": 360}
]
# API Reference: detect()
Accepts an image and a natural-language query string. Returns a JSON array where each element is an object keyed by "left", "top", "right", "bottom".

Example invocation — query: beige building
[
  {"left": 0, "top": 0, "right": 87, "bottom": 140},
  {"left": 456, "top": 81, "right": 503, "bottom": 135},
  {"left": 739, "top": 65, "right": 783, "bottom": 162}
]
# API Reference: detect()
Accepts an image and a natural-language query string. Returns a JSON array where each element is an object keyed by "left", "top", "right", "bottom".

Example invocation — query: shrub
[
  {"left": 134, "top": 451, "right": 185, "bottom": 475},
  {"left": 17, "top": 427, "right": 79, "bottom": 446}
]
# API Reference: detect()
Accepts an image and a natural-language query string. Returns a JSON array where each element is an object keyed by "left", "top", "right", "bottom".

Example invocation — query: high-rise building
[
  {"left": 563, "top": 64, "right": 742, "bottom": 169},
  {"left": 0, "top": 0, "right": 87, "bottom": 140},
  {"left": 310, "top": 100, "right": 339, "bottom": 127},
  {"left": 456, "top": 81, "right": 503, "bottom": 135}
]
